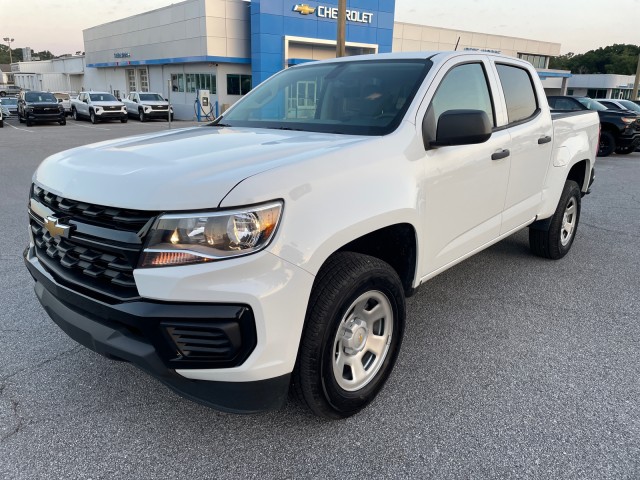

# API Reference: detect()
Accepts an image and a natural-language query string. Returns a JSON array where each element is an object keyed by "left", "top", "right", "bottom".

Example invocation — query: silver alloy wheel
[
  {"left": 332, "top": 290, "right": 393, "bottom": 391},
  {"left": 560, "top": 197, "right": 577, "bottom": 246}
]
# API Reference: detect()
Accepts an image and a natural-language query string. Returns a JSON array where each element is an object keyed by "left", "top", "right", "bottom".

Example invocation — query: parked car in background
[
  {"left": 598, "top": 98, "right": 640, "bottom": 115},
  {"left": 17, "top": 91, "right": 66, "bottom": 126},
  {"left": 122, "top": 91, "right": 173, "bottom": 121},
  {"left": 52, "top": 92, "right": 72, "bottom": 116},
  {"left": 547, "top": 95, "right": 640, "bottom": 156},
  {"left": 0, "top": 97, "right": 18, "bottom": 116},
  {"left": 71, "top": 92, "right": 127, "bottom": 124},
  {"left": 0, "top": 104, "right": 4, "bottom": 127},
  {"left": 0, "top": 85, "right": 21, "bottom": 97}
]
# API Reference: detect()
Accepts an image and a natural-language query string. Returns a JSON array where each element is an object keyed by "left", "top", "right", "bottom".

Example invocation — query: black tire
[
  {"left": 292, "top": 252, "right": 405, "bottom": 419},
  {"left": 597, "top": 131, "right": 615, "bottom": 157},
  {"left": 138, "top": 110, "right": 146, "bottom": 122},
  {"left": 90, "top": 110, "right": 97, "bottom": 124},
  {"left": 121, "top": 116, "right": 128, "bottom": 123},
  {"left": 26, "top": 117, "right": 32, "bottom": 127},
  {"left": 18, "top": 110, "right": 25, "bottom": 123},
  {"left": 0, "top": 92, "right": 5, "bottom": 97},
  {"left": 59, "top": 118, "right": 66, "bottom": 126},
  {"left": 529, "top": 180, "right": 581, "bottom": 260},
  {"left": 0, "top": 119, "right": 3, "bottom": 128},
  {"left": 72, "top": 108, "right": 78, "bottom": 121}
]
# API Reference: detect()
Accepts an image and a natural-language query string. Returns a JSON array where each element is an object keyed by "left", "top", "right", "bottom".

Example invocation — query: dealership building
[{"left": 13, "top": 0, "right": 571, "bottom": 119}]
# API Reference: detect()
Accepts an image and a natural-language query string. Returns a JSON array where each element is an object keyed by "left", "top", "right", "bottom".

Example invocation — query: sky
[{"left": 1, "top": 0, "right": 639, "bottom": 56}]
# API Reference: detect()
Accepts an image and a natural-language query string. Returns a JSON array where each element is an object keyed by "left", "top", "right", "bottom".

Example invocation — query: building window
[
  {"left": 227, "top": 74, "right": 252, "bottom": 95},
  {"left": 586, "top": 89, "right": 607, "bottom": 99},
  {"left": 567, "top": 89, "right": 574, "bottom": 96},
  {"left": 127, "top": 69, "right": 136, "bottom": 92},
  {"left": 517, "top": 53, "right": 549, "bottom": 69},
  {"left": 139, "top": 69, "right": 149, "bottom": 92},
  {"left": 171, "top": 74, "right": 184, "bottom": 92}
]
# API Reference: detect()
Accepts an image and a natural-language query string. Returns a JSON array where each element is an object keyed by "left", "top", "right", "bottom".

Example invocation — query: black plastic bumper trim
[{"left": 24, "top": 247, "right": 288, "bottom": 413}]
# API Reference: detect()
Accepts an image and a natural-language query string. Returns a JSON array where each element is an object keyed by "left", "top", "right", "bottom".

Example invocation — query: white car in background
[
  {"left": 1, "top": 97, "right": 18, "bottom": 117},
  {"left": 122, "top": 91, "right": 173, "bottom": 121},
  {"left": 52, "top": 92, "right": 72, "bottom": 116},
  {"left": 70, "top": 91, "right": 128, "bottom": 123}
]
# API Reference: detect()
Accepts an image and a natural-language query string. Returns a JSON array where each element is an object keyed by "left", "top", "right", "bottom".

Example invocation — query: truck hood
[{"left": 34, "top": 126, "right": 370, "bottom": 210}]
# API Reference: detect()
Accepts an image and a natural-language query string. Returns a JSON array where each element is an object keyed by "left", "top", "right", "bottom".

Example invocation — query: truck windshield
[
  {"left": 217, "top": 59, "right": 432, "bottom": 135},
  {"left": 616, "top": 100, "right": 640, "bottom": 113},
  {"left": 139, "top": 93, "right": 165, "bottom": 101},
  {"left": 89, "top": 93, "right": 118, "bottom": 102},
  {"left": 25, "top": 92, "right": 57, "bottom": 102},
  {"left": 576, "top": 98, "right": 607, "bottom": 111}
]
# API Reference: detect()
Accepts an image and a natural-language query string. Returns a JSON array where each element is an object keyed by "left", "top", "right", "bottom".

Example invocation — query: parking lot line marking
[
  {"left": 67, "top": 122, "right": 111, "bottom": 131},
  {"left": 5, "top": 122, "right": 33, "bottom": 133}
]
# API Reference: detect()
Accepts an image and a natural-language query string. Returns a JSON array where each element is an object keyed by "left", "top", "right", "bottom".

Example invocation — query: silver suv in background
[{"left": 122, "top": 92, "right": 173, "bottom": 121}]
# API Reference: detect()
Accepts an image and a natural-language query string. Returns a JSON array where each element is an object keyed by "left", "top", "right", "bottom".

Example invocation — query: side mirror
[
  {"left": 426, "top": 109, "right": 492, "bottom": 148},
  {"left": 164, "top": 98, "right": 168, "bottom": 101},
  {"left": 58, "top": 98, "right": 63, "bottom": 103},
  {"left": 133, "top": 99, "right": 138, "bottom": 103}
]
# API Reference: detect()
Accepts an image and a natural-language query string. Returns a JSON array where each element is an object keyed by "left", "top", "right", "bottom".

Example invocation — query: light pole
[{"left": 3, "top": 37, "right": 14, "bottom": 64}]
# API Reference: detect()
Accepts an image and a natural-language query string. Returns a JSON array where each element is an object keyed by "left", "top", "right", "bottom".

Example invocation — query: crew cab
[
  {"left": 24, "top": 52, "right": 599, "bottom": 419},
  {"left": 547, "top": 95, "right": 640, "bottom": 156},
  {"left": 122, "top": 91, "right": 173, "bottom": 121},
  {"left": 71, "top": 91, "right": 128, "bottom": 124},
  {"left": 17, "top": 91, "right": 66, "bottom": 126}
]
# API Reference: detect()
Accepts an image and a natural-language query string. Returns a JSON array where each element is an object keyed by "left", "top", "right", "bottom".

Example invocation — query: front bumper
[
  {"left": 617, "top": 131, "right": 640, "bottom": 149},
  {"left": 27, "top": 112, "right": 65, "bottom": 122},
  {"left": 143, "top": 109, "right": 172, "bottom": 119},
  {"left": 24, "top": 246, "right": 296, "bottom": 413},
  {"left": 96, "top": 111, "right": 127, "bottom": 119}
]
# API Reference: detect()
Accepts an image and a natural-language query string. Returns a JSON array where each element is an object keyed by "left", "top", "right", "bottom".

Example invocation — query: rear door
[{"left": 491, "top": 60, "right": 553, "bottom": 234}]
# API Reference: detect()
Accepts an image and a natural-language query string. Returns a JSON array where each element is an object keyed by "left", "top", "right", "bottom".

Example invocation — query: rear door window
[{"left": 496, "top": 64, "right": 538, "bottom": 124}]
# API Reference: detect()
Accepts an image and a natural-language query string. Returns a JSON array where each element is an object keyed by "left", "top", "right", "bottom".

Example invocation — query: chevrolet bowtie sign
[{"left": 292, "top": 4, "right": 374, "bottom": 24}]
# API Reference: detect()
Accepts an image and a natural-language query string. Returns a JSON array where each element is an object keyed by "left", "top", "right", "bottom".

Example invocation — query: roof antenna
[{"left": 454, "top": 36, "right": 460, "bottom": 51}]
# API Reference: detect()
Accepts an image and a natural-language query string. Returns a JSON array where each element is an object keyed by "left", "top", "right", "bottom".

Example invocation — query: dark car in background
[
  {"left": 17, "top": 91, "right": 66, "bottom": 126},
  {"left": 547, "top": 96, "right": 640, "bottom": 156}
]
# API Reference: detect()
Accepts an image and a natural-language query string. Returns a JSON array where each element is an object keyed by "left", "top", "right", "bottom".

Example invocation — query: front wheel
[
  {"left": 529, "top": 180, "right": 581, "bottom": 260},
  {"left": 121, "top": 116, "right": 128, "bottom": 123},
  {"left": 597, "top": 131, "right": 615, "bottom": 157},
  {"left": 292, "top": 252, "right": 405, "bottom": 419},
  {"left": 72, "top": 108, "right": 78, "bottom": 121},
  {"left": 90, "top": 110, "right": 97, "bottom": 124},
  {"left": 59, "top": 118, "right": 66, "bottom": 126},
  {"left": 138, "top": 110, "right": 146, "bottom": 122}
]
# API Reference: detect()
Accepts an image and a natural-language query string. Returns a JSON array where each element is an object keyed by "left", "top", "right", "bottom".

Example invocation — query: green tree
[{"left": 550, "top": 44, "right": 640, "bottom": 74}]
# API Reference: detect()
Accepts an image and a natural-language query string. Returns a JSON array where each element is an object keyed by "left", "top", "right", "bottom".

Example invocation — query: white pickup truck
[
  {"left": 25, "top": 52, "right": 598, "bottom": 419},
  {"left": 122, "top": 91, "right": 173, "bottom": 122},
  {"left": 71, "top": 91, "right": 128, "bottom": 124}
]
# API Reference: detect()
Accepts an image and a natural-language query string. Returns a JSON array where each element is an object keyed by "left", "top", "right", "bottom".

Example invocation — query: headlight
[
  {"left": 621, "top": 117, "right": 637, "bottom": 124},
  {"left": 140, "top": 201, "right": 283, "bottom": 267},
  {"left": 95, "top": 107, "right": 102, "bottom": 113}
]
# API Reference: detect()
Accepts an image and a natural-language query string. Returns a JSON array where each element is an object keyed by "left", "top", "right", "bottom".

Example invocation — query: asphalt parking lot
[{"left": 1, "top": 115, "right": 639, "bottom": 479}]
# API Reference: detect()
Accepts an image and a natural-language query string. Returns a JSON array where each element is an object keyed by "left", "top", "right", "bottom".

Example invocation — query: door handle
[
  {"left": 538, "top": 135, "right": 552, "bottom": 144},
  {"left": 491, "top": 149, "right": 510, "bottom": 161}
]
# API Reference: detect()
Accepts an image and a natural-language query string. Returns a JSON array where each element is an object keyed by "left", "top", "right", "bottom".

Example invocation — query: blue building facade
[{"left": 250, "top": 0, "right": 396, "bottom": 84}]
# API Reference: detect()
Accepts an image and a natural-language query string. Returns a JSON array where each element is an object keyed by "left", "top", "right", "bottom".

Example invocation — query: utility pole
[
  {"left": 3, "top": 37, "right": 14, "bottom": 64},
  {"left": 632, "top": 54, "right": 640, "bottom": 101},
  {"left": 336, "top": 0, "right": 346, "bottom": 57}
]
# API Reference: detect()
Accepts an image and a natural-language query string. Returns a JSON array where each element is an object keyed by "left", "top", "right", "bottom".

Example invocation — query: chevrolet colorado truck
[
  {"left": 122, "top": 91, "right": 173, "bottom": 121},
  {"left": 24, "top": 52, "right": 599, "bottom": 419},
  {"left": 71, "top": 91, "right": 128, "bottom": 124}
]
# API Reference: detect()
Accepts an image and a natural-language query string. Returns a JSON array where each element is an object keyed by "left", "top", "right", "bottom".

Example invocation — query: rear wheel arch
[{"left": 566, "top": 159, "right": 589, "bottom": 192}]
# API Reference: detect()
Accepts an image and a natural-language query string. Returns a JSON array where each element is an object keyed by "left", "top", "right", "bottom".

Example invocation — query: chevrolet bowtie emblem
[
  {"left": 293, "top": 4, "right": 316, "bottom": 15},
  {"left": 44, "top": 216, "right": 73, "bottom": 240}
]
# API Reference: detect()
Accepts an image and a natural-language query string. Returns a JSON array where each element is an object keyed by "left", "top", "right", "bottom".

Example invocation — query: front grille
[
  {"left": 103, "top": 106, "right": 120, "bottom": 111},
  {"left": 29, "top": 185, "right": 158, "bottom": 301},
  {"left": 33, "top": 107, "right": 59, "bottom": 114},
  {"left": 32, "top": 184, "right": 153, "bottom": 232},
  {"left": 151, "top": 105, "right": 167, "bottom": 110}
]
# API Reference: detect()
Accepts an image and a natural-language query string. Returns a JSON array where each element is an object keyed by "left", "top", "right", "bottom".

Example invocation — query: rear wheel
[
  {"left": 292, "top": 252, "right": 405, "bottom": 419},
  {"left": 597, "top": 131, "right": 615, "bottom": 157},
  {"left": 529, "top": 180, "right": 581, "bottom": 260}
]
